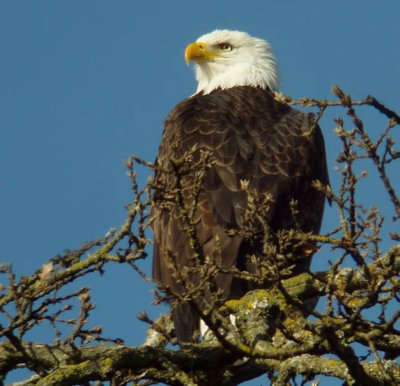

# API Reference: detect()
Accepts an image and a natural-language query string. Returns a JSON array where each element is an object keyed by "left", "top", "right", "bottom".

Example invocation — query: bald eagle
[{"left": 151, "top": 30, "right": 329, "bottom": 343}]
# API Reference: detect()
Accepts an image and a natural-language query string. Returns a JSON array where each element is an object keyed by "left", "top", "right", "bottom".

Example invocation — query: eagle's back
[{"left": 152, "top": 86, "right": 329, "bottom": 342}]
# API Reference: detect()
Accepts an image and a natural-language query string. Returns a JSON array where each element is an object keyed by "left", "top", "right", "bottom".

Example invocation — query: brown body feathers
[{"left": 152, "top": 86, "right": 329, "bottom": 342}]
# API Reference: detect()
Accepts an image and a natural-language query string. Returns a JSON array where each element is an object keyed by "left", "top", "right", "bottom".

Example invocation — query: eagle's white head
[{"left": 185, "top": 29, "right": 280, "bottom": 95}]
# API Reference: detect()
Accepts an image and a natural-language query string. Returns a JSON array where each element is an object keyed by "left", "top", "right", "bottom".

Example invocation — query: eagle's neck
[{"left": 194, "top": 56, "right": 279, "bottom": 95}]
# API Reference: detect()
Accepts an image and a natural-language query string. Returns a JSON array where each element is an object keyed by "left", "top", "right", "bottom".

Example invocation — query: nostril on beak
[{"left": 198, "top": 44, "right": 204, "bottom": 50}]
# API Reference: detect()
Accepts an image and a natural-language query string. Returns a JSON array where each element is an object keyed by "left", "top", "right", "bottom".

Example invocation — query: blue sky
[{"left": 1, "top": 1, "right": 400, "bottom": 384}]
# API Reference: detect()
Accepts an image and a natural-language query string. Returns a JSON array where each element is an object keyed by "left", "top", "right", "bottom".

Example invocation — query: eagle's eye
[{"left": 218, "top": 43, "right": 233, "bottom": 52}]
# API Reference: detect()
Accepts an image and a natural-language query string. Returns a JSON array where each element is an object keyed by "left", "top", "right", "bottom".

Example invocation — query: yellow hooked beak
[{"left": 185, "top": 42, "right": 219, "bottom": 64}]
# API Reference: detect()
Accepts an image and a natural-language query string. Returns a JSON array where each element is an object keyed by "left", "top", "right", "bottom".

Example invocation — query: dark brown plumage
[{"left": 152, "top": 86, "right": 329, "bottom": 342}]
